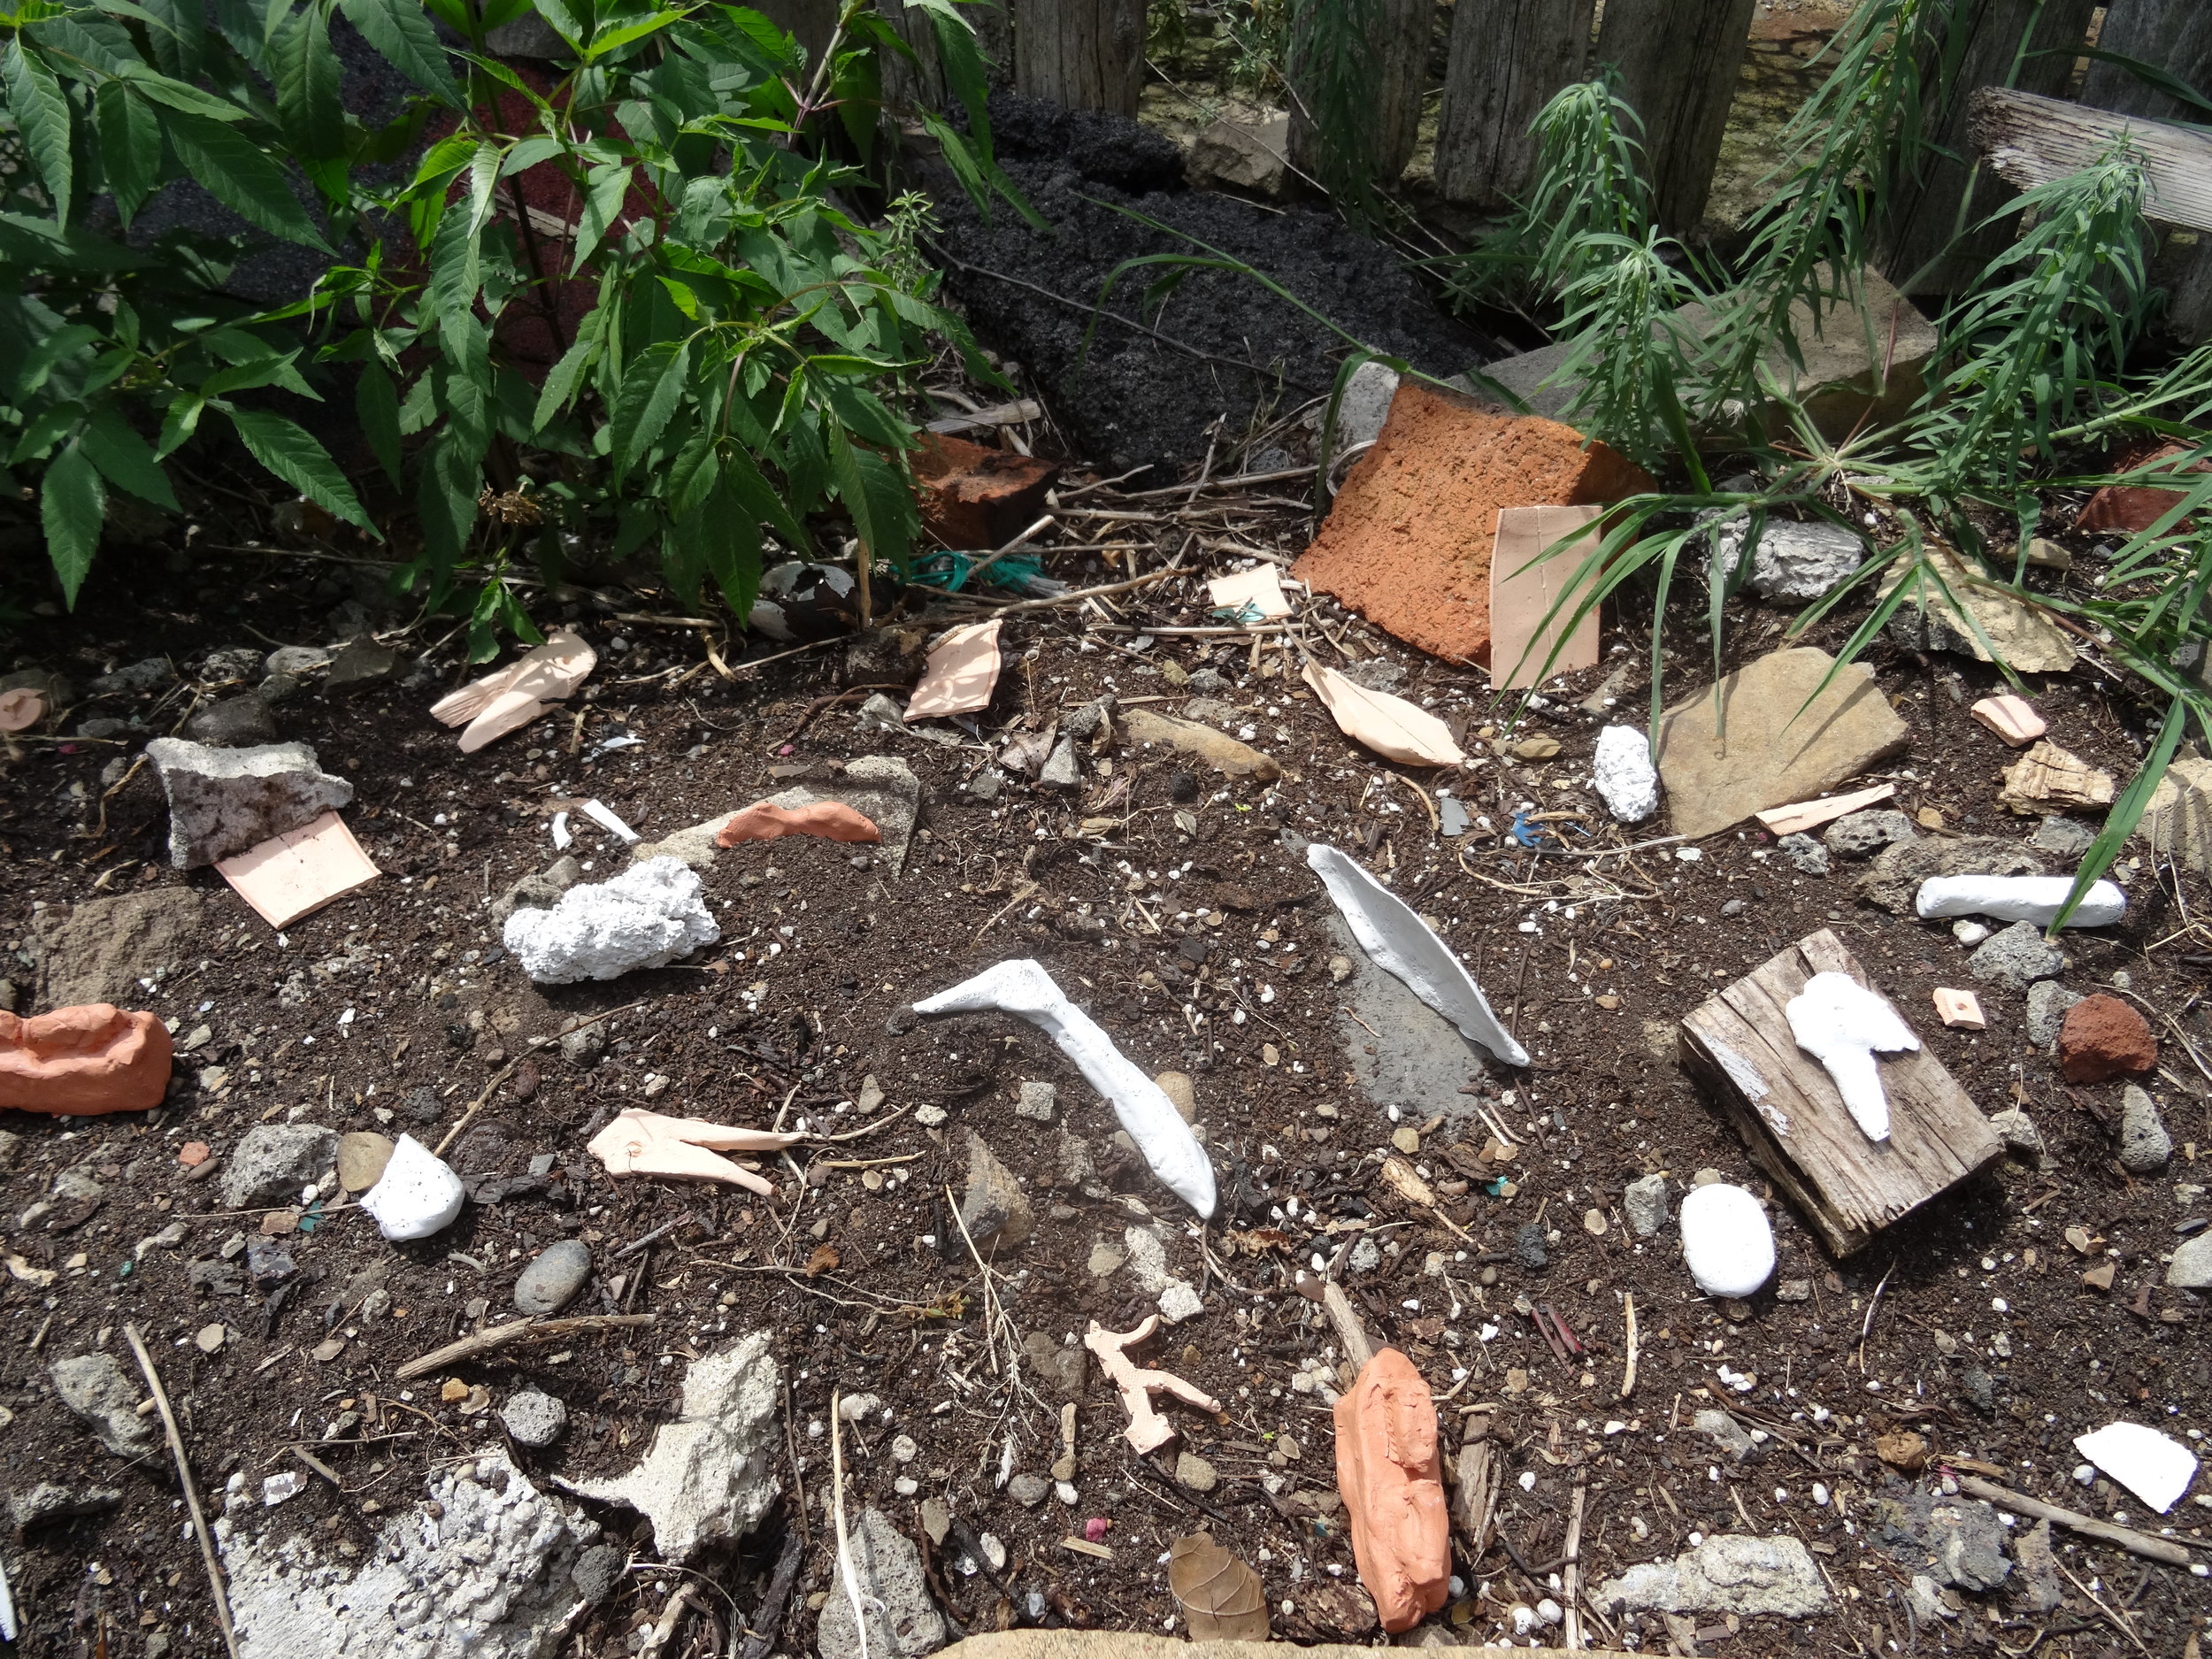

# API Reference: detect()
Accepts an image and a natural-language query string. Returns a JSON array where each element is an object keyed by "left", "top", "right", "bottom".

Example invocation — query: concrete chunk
[{"left": 144, "top": 738, "right": 353, "bottom": 868}]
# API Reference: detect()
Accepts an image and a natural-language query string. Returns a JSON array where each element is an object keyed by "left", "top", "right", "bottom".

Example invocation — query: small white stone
[
  {"left": 1678, "top": 1182, "right": 1776, "bottom": 1298},
  {"left": 262, "top": 1471, "right": 304, "bottom": 1508},
  {"left": 1518, "top": 1471, "right": 1537, "bottom": 1492},
  {"left": 1811, "top": 1482, "right": 1830, "bottom": 1507},
  {"left": 1593, "top": 726, "right": 1660, "bottom": 824},
  {"left": 1055, "top": 1480, "right": 1079, "bottom": 1505},
  {"left": 1951, "top": 918, "right": 1991, "bottom": 948},
  {"left": 890, "top": 1434, "right": 919, "bottom": 1463},
  {"left": 1537, "top": 1598, "right": 1563, "bottom": 1625},
  {"left": 895, "top": 1477, "right": 919, "bottom": 1496},
  {"left": 357, "top": 1134, "right": 465, "bottom": 1242},
  {"left": 2075, "top": 1422, "right": 2200, "bottom": 1513}
]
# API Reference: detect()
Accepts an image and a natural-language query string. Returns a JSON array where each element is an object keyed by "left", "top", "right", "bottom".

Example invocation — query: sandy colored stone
[
  {"left": 2137, "top": 753, "right": 2212, "bottom": 877},
  {"left": 1998, "top": 741, "right": 2115, "bottom": 817},
  {"left": 1880, "top": 543, "right": 2077, "bottom": 674},
  {"left": 1118, "top": 707, "right": 1279, "bottom": 780},
  {"left": 1293, "top": 384, "right": 1649, "bottom": 665},
  {"left": 35, "top": 888, "right": 204, "bottom": 1009},
  {"left": 334, "top": 1131, "right": 396, "bottom": 1193},
  {"left": 0, "top": 1005, "right": 172, "bottom": 1115},
  {"left": 1655, "top": 647, "right": 1910, "bottom": 839},
  {"left": 1332, "top": 1348, "right": 1449, "bottom": 1633},
  {"left": 1153, "top": 1071, "right": 1197, "bottom": 1123}
]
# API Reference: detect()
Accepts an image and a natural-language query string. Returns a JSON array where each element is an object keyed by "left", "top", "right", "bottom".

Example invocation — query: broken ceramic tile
[
  {"left": 2072, "top": 1421, "right": 2198, "bottom": 1514},
  {"left": 715, "top": 802, "right": 880, "bottom": 847},
  {"left": 1302, "top": 662, "right": 1463, "bottom": 767},
  {"left": 1969, "top": 695, "right": 2046, "bottom": 747},
  {"left": 1489, "top": 504, "right": 1605, "bottom": 690},
  {"left": 429, "top": 628, "right": 596, "bottom": 752},
  {"left": 1085, "top": 1316, "right": 1221, "bottom": 1454},
  {"left": 214, "top": 811, "right": 381, "bottom": 928},
  {"left": 906, "top": 619, "right": 1003, "bottom": 720},
  {"left": 1753, "top": 782, "right": 1898, "bottom": 838},
  {"left": 585, "top": 1109, "right": 801, "bottom": 1195},
  {"left": 1932, "top": 987, "right": 1986, "bottom": 1030}
]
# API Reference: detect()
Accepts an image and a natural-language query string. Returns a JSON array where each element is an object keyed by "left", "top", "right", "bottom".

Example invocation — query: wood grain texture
[
  {"left": 1433, "top": 0, "right": 1595, "bottom": 205},
  {"left": 1678, "top": 929, "right": 2003, "bottom": 1256},
  {"left": 1010, "top": 0, "right": 1144, "bottom": 116},
  {"left": 1286, "top": 0, "right": 1432, "bottom": 189},
  {"left": 1969, "top": 89, "right": 2212, "bottom": 233},
  {"left": 1595, "top": 0, "right": 1759, "bottom": 234}
]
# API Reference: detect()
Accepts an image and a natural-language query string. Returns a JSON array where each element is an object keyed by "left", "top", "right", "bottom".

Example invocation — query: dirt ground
[{"left": 4, "top": 448, "right": 2211, "bottom": 1659}]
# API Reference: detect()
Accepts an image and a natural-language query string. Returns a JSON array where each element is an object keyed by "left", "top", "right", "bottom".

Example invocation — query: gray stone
[
  {"left": 0, "top": 1131, "right": 18, "bottom": 1172},
  {"left": 1180, "top": 696, "right": 1240, "bottom": 727},
  {"left": 2117, "top": 1086, "right": 2172, "bottom": 1173},
  {"left": 35, "top": 888, "right": 204, "bottom": 1008},
  {"left": 9, "top": 1480, "right": 123, "bottom": 1530},
  {"left": 50, "top": 1354, "right": 158, "bottom": 1458},
  {"left": 571, "top": 1543, "right": 626, "bottom": 1604},
  {"left": 1009, "top": 1473, "right": 1050, "bottom": 1507},
  {"left": 1062, "top": 698, "right": 1115, "bottom": 741},
  {"left": 1968, "top": 922, "right": 2065, "bottom": 992},
  {"left": 76, "top": 716, "right": 135, "bottom": 739},
  {"left": 1858, "top": 834, "right": 2045, "bottom": 915},
  {"left": 1348, "top": 1236, "right": 1382, "bottom": 1275},
  {"left": 185, "top": 695, "right": 279, "bottom": 748},
  {"left": 1331, "top": 359, "right": 1402, "bottom": 450},
  {"left": 1037, "top": 735, "right": 1082, "bottom": 790},
  {"left": 1514, "top": 1222, "right": 1548, "bottom": 1271},
  {"left": 1122, "top": 1225, "right": 1202, "bottom": 1324},
  {"left": 490, "top": 856, "right": 584, "bottom": 926},
  {"left": 2167, "top": 1231, "right": 2212, "bottom": 1289},
  {"left": 815, "top": 1506, "right": 947, "bottom": 1658},
  {"left": 1874, "top": 1494, "right": 2012, "bottom": 1593},
  {"left": 1187, "top": 108, "right": 1291, "bottom": 197},
  {"left": 1015, "top": 1081, "right": 1056, "bottom": 1123},
  {"left": 1778, "top": 833, "right": 1831, "bottom": 877},
  {"left": 325, "top": 638, "right": 403, "bottom": 694},
  {"left": 263, "top": 646, "right": 334, "bottom": 678},
  {"left": 1958, "top": 1365, "right": 1996, "bottom": 1415},
  {"left": 2026, "top": 980, "right": 2084, "bottom": 1048},
  {"left": 1624, "top": 1173, "right": 1670, "bottom": 1238},
  {"left": 500, "top": 1391, "right": 569, "bottom": 1448},
  {"left": 1693, "top": 1408, "right": 1757, "bottom": 1462},
  {"left": 90, "top": 657, "right": 175, "bottom": 695},
  {"left": 1020, "top": 1331, "right": 1087, "bottom": 1401},
  {"left": 1439, "top": 796, "right": 1471, "bottom": 837},
  {"left": 1598, "top": 1533, "right": 1829, "bottom": 1618},
  {"left": 2013, "top": 1519, "right": 2064, "bottom": 1613},
  {"left": 257, "top": 672, "right": 302, "bottom": 704},
  {"left": 143, "top": 738, "right": 353, "bottom": 868},
  {"left": 1710, "top": 518, "right": 1866, "bottom": 606},
  {"left": 2031, "top": 817, "right": 2098, "bottom": 856},
  {"left": 513, "top": 1240, "right": 593, "bottom": 1315},
  {"left": 197, "top": 647, "right": 263, "bottom": 685},
  {"left": 1908, "top": 1575, "right": 1949, "bottom": 1625},
  {"left": 1823, "top": 810, "right": 1917, "bottom": 859},
  {"left": 557, "top": 1023, "right": 606, "bottom": 1068},
  {"left": 958, "top": 1133, "right": 1032, "bottom": 1251},
  {"left": 1174, "top": 1452, "right": 1218, "bottom": 1493},
  {"left": 1186, "top": 667, "right": 1226, "bottom": 693},
  {"left": 563, "top": 1333, "right": 780, "bottom": 1560},
  {"left": 402, "top": 1086, "right": 442, "bottom": 1123},
  {"left": 219, "top": 1124, "right": 337, "bottom": 1210},
  {"left": 964, "top": 769, "right": 1004, "bottom": 803},
  {"left": 1988, "top": 1110, "right": 2046, "bottom": 1165}
]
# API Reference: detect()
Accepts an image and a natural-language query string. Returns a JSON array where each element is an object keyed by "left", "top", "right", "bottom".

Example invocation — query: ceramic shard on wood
[
  {"left": 1333, "top": 1346, "right": 1451, "bottom": 1632},
  {"left": 1678, "top": 928, "right": 2003, "bottom": 1256},
  {"left": 1084, "top": 1316, "right": 1221, "bottom": 1454}
]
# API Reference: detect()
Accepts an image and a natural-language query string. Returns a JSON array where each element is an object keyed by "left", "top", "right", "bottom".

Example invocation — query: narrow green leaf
[
  {"left": 571, "top": 162, "right": 631, "bottom": 272},
  {"left": 416, "top": 429, "right": 480, "bottom": 573},
  {"left": 336, "top": 0, "right": 461, "bottom": 105},
  {"left": 168, "top": 113, "right": 333, "bottom": 250},
  {"left": 273, "top": 0, "right": 346, "bottom": 159},
  {"left": 94, "top": 82, "right": 161, "bottom": 227},
  {"left": 154, "top": 395, "right": 204, "bottom": 458},
  {"left": 609, "top": 339, "right": 689, "bottom": 480},
  {"left": 4, "top": 38, "right": 74, "bottom": 227},
  {"left": 531, "top": 319, "right": 602, "bottom": 429},
  {"left": 582, "top": 7, "right": 684, "bottom": 63},
  {"left": 81, "top": 406, "right": 180, "bottom": 509},
  {"left": 220, "top": 404, "right": 375, "bottom": 533},
  {"left": 113, "top": 60, "right": 250, "bottom": 119},
  {"left": 40, "top": 438, "right": 104, "bottom": 607},
  {"left": 465, "top": 138, "right": 503, "bottom": 236},
  {"left": 356, "top": 359, "right": 403, "bottom": 485}
]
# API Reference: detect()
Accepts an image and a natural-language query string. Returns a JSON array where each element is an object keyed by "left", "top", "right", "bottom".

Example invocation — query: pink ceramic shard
[
  {"left": 906, "top": 620, "right": 1002, "bottom": 720},
  {"left": 586, "top": 1108, "right": 801, "bottom": 1194},
  {"left": 715, "top": 802, "right": 881, "bottom": 848},
  {"left": 215, "top": 811, "right": 380, "bottom": 927},
  {"left": 0, "top": 1004, "right": 173, "bottom": 1115},
  {"left": 1932, "top": 987, "right": 1986, "bottom": 1030},
  {"left": 1753, "top": 781, "right": 1897, "bottom": 837},
  {"left": 1333, "top": 1346, "right": 1450, "bottom": 1634},
  {"left": 1970, "top": 694, "right": 2046, "bottom": 747},
  {"left": 1083, "top": 1316, "right": 1222, "bottom": 1454},
  {"left": 429, "top": 628, "right": 596, "bottom": 752},
  {"left": 1489, "top": 505, "right": 1604, "bottom": 690},
  {"left": 1207, "top": 565, "right": 1293, "bottom": 623},
  {"left": 0, "top": 687, "right": 46, "bottom": 733}
]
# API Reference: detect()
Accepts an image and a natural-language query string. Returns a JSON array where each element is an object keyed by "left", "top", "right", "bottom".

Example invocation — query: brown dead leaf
[
  {"left": 1379, "top": 1153, "right": 1440, "bottom": 1209},
  {"left": 804, "top": 1244, "right": 841, "bottom": 1278},
  {"left": 1302, "top": 662, "right": 1464, "bottom": 767},
  {"left": 1169, "top": 1532, "right": 1269, "bottom": 1641},
  {"left": 1875, "top": 1428, "right": 1929, "bottom": 1472}
]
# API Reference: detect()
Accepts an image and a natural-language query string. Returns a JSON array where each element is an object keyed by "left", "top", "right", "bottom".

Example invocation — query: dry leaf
[
  {"left": 1302, "top": 662, "right": 1463, "bottom": 767},
  {"left": 804, "top": 1243, "right": 841, "bottom": 1277},
  {"left": 1169, "top": 1532, "right": 1269, "bottom": 1641}
]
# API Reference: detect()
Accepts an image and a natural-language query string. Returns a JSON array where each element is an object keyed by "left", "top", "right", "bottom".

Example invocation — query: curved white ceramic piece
[
  {"left": 2073, "top": 1421, "right": 2200, "bottom": 1514},
  {"left": 1785, "top": 971, "right": 1920, "bottom": 1142},
  {"left": 359, "top": 1133, "right": 465, "bottom": 1241},
  {"left": 913, "top": 959, "right": 1217, "bottom": 1217},
  {"left": 1306, "top": 842, "right": 1530, "bottom": 1067},
  {"left": 1915, "top": 874, "right": 2125, "bottom": 927}
]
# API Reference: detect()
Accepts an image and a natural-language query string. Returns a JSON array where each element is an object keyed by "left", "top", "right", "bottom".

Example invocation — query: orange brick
[
  {"left": 1293, "top": 385, "right": 1650, "bottom": 664},
  {"left": 911, "top": 433, "right": 1058, "bottom": 550}
]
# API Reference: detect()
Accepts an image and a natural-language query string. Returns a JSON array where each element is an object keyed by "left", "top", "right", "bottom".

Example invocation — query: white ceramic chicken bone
[
  {"left": 912, "top": 959, "right": 1217, "bottom": 1217},
  {"left": 1784, "top": 971, "right": 1919, "bottom": 1141},
  {"left": 1915, "top": 874, "right": 2124, "bottom": 927}
]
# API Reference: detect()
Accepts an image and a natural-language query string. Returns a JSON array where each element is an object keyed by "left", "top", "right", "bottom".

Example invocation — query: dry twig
[
  {"left": 394, "top": 1314, "right": 657, "bottom": 1381},
  {"left": 125, "top": 1323, "right": 239, "bottom": 1659}
]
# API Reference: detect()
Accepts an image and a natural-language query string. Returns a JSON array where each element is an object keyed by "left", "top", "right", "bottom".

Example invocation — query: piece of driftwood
[
  {"left": 1969, "top": 87, "right": 2212, "bottom": 234},
  {"left": 395, "top": 1313, "right": 657, "bottom": 1380},
  {"left": 1678, "top": 929, "right": 2002, "bottom": 1256}
]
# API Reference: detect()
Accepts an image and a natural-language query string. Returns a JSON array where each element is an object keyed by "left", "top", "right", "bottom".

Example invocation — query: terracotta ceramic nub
[
  {"left": 715, "top": 801, "right": 881, "bottom": 848},
  {"left": 0, "top": 1004, "right": 173, "bottom": 1115},
  {"left": 1333, "top": 1347, "right": 1450, "bottom": 1632}
]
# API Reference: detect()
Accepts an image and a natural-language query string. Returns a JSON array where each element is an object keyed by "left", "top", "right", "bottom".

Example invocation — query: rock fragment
[
  {"left": 220, "top": 1124, "right": 336, "bottom": 1210},
  {"left": 1823, "top": 810, "right": 1916, "bottom": 858},
  {"left": 500, "top": 1391, "right": 569, "bottom": 1448},
  {"left": 815, "top": 1506, "right": 948, "bottom": 1658},
  {"left": 2116, "top": 1085, "right": 2172, "bottom": 1173},
  {"left": 2055, "top": 993, "right": 2156, "bottom": 1082},
  {"left": 143, "top": 738, "right": 354, "bottom": 868},
  {"left": 1709, "top": 518, "right": 1865, "bottom": 605},
  {"left": 503, "top": 857, "right": 718, "bottom": 983},
  {"left": 50, "top": 1354, "right": 158, "bottom": 1458},
  {"left": 1598, "top": 1534, "right": 1829, "bottom": 1618},
  {"left": 1967, "top": 922, "right": 2064, "bottom": 992},
  {"left": 513, "top": 1240, "right": 593, "bottom": 1314},
  {"left": 956, "top": 1133, "right": 1033, "bottom": 1252},
  {"left": 1623, "top": 1173, "right": 1670, "bottom": 1238}
]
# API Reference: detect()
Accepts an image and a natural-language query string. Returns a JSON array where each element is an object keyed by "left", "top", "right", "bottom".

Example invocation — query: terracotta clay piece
[
  {"left": 2056, "top": 993, "right": 2157, "bottom": 1083},
  {"left": 1083, "top": 1316, "right": 1222, "bottom": 1455},
  {"left": 1970, "top": 694, "right": 2047, "bottom": 747},
  {"left": 714, "top": 802, "right": 881, "bottom": 849},
  {"left": 912, "top": 433, "right": 1059, "bottom": 549},
  {"left": 0, "top": 1005, "right": 173, "bottom": 1115},
  {"left": 0, "top": 687, "right": 47, "bottom": 733},
  {"left": 584, "top": 1109, "right": 801, "bottom": 1194},
  {"left": 1333, "top": 1346, "right": 1451, "bottom": 1633},
  {"left": 2073, "top": 442, "right": 2210, "bottom": 535}
]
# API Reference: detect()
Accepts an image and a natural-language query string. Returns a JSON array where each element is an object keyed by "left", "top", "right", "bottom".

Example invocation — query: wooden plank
[
  {"left": 1433, "top": 0, "right": 1595, "bottom": 205},
  {"left": 1968, "top": 88, "right": 2212, "bottom": 233},
  {"left": 1286, "top": 0, "right": 1432, "bottom": 191},
  {"left": 1678, "top": 929, "right": 2003, "bottom": 1257},
  {"left": 1594, "top": 0, "right": 1759, "bottom": 234},
  {"left": 1010, "top": 0, "right": 1144, "bottom": 116}
]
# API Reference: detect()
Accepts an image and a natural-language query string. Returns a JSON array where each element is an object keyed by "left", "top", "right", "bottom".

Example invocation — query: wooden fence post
[
  {"left": 1433, "top": 0, "right": 1596, "bottom": 205},
  {"left": 1593, "top": 0, "right": 1758, "bottom": 235},
  {"left": 1878, "top": 0, "right": 2100, "bottom": 296},
  {"left": 1010, "top": 0, "right": 1144, "bottom": 116},
  {"left": 1285, "top": 0, "right": 1432, "bottom": 192},
  {"left": 744, "top": 0, "right": 837, "bottom": 72}
]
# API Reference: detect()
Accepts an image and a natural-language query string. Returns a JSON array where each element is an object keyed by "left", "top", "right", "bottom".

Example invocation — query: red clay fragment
[
  {"left": 2057, "top": 993, "right": 2156, "bottom": 1083},
  {"left": 1294, "top": 384, "right": 1651, "bottom": 664},
  {"left": 0, "top": 687, "right": 46, "bottom": 733},
  {"left": 2073, "top": 442, "right": 2210, "bottom": 535},
  {"left": 912, "top": 433, "right": 1059, "bottom": 549},
  {"left": 179, "top": 1141, "right": 211, "bottom": 1167},
  {"left": 714, "top": 801, "right": 881, "bottom": 848},
  {"left": 0, "top": 1004, "right": 173, "bottom": 1115},
  {"left": 1333, "top": 1346, "right": 1450, "bottom": 1633}
]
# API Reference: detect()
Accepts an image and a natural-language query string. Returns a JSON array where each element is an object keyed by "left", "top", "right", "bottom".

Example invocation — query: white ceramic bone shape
[
  {"left": 912, "top": 959, "right": 1217, "bottom": 1217},
  {"left": 1784, "top": 971, "right": 1919, "bottom": 1141},
  {"left": 1915, "top": 874, "right": 2124, "bottom": 927}
]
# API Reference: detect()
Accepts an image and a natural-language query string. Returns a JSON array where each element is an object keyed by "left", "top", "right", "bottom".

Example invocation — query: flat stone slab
[
  {"left": 1655, "top": 646, "right": 1909, "bottom": 839},
  {"left": 34, "top": 888, "right": 205, "bottom": 1010}
]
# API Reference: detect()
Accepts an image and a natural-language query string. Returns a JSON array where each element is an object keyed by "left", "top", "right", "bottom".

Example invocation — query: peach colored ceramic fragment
[
  {"left": 430, "top": 627, "right": 596, "bottom": 752},
  {"left": 1489, "top": 504, "right": 1605, "bottom": 690},
  {"left": 906, "top": 619, "right": 1002, "bottom": 720},
  {"left": 0, "top": 687, "right": 46, "bottom": 732},
  {"left": 1753, "top": 781, "right": 1898, "bottom": 837},
  {"left": 0, "top": 1004, "right": 173, "bottom": 1115},
  {"left": 1333, "top": 1346, "right": 1450, "bottom": 1634},
  {"left": 1207, "top": 565, "right": 1292, "bottom": 623},
  {"left": 585, "top": 1108, "right": 801, "bottom": 1194},
  {"left": 1970, "top": 694, "right": 2047, "bottom": 747},
  {"left": 715, "top": 801, "right": 881, "bottom": 848},
  {"left": 179, "top": 1141, "right": 211, "bottom": 1167},
  {"left": 215, "top": 811, "right": 380, "bottom": 928},
  {"left": 1084, "top": 1316, "right": 1222, "bottom": 1455},
  {"left": 1932, "top": 987, "right": 1986, "bottom": 1030}
]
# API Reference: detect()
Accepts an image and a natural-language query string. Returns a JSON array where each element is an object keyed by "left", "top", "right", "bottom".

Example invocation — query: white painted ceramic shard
[
  {"left": 2074, "top": 1421, "right": 2199, "bottom": 1514},
  {"left": 913, "top": 960, "right": 1217, "bottom": 1217},
  {"left": 1306, "top": 842, "right": 1530, "bottom": 1067},
  {"left": 359, "top": 1133, "right": 465, "bottom": 1241},
  {"left": 1785, "top": 971, "right": 1919, "bottom": 1141},
  {"left": 1678, "top": 1182, "right": 1776, "bottom": 1298},
  {"left": 1915, "top": 875, "right": 2125, "bottom": 927}
]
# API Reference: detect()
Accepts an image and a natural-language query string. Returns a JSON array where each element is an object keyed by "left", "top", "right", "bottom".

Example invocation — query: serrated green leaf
[
  {"left": 415, "top": 428, "right": 479, "bottom": 574},
  {"left": 357, "top": 359, "right": 403, "bottom": 485},
  {"left": 220, "top": 404, "right": 374, "bottom": 533},
  {"left": 665, "top": 424, "right": 718, "bottom": 519},
  {"left": 583, "top": 7, "right": 683, "bottom": 62},
  {"left": 609, "top": 337, "right": 689, "bottom": 480},
  {"left": 94, "top": 81, "right": 162, "bottom": 227},
  {"left": 571, "top": 161, "right": 631, "bottom": 272},
  {"left": 336, "top": 0, "right": 461, "bottom": 105},
  {"left": 168, "top": 112, "right": 333, "bottom": 250},
  {"left": 4, "top": 39, "right": 75, "bottom": 227},
  {"left": 154, "top": 395, "right": 204, "bottom": 458},
  {"left": 274, "top": 0, "right": 345, "bottom": 159},
  {"left": 13, "top": 322, "right": 101, "bottom": 398},
  {"left": 113, "top": 60, "right": 250, "bottom": 119},
  {"left": 40, "top": 438, "right": 104, "bottom": 607},
  {"left": 465, "top": 138, "right": 502, "bottom": 235},
  {"left": 81, "top": 406, "right": 180, "bottom": 509},
  {"left": 532, "top": 318, "right": 602, "bottom": 429}
]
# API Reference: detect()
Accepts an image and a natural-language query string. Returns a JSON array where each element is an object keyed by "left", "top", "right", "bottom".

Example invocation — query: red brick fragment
[
  {"left": 2073, "top": 442, "right": 2210, "bottom": 535},
  {"left": 0, "top": 1004, "right": 173, "bottom": 1115},
  {"left": 1333, "top": 1346, "right": 1450, "bottom": 1633},
  {"left": 2057, "top": 993, "right": 2156, "bottom": 1083},
  {"left": 912, "top": 433, "right": 1059, "bottom": 550},
  {"left": 715, "top": 801, "right": 880, "bottom": 848}
]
